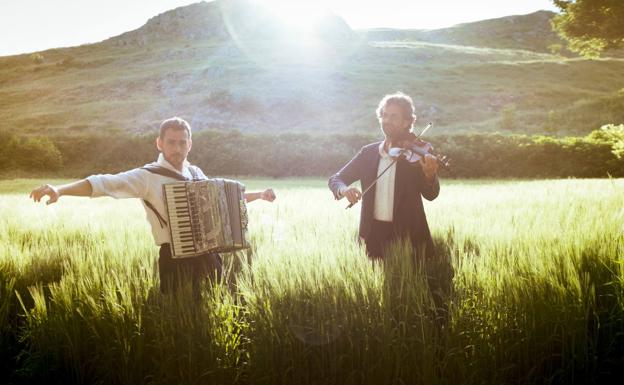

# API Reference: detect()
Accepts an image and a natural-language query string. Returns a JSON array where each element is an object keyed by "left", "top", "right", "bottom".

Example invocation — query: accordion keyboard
[
  {"left": 163, "top": 179, "right": 249, "bottom": 258},
  {"left": 164, "top": 183, "right": 196, "bottom": 256}
]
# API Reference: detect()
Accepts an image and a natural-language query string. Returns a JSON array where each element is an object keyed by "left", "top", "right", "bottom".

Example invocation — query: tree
[
  {"left": 552, "top": 0, "right": 624, "bottom": 57},
  {"left": 587, "top": 123, "right": 624, "bottom": 159}
]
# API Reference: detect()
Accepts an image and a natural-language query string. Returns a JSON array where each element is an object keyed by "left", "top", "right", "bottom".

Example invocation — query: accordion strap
[
  {"left": 139, "top": 163, "right": 204, "bottom": 228},
  {"left": 144, "top": 199, "right": 168, "bottom": 227},
  {"left": 141, "top": 163, "right": 190, "bottom": 181},
  {"left": 140, "top": 163, "right": 205, "bottom": 181}
]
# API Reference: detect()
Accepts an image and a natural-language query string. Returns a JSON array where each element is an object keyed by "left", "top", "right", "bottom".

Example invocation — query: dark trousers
[
  {"left": 364, "top": 219, "right": 397, "bottom": 259},
  {"left": 364, "top": 220, "right": 453, "bottom": 319},
  {"left": 158, "top": 243, "right": 223, "bottom": 295}
]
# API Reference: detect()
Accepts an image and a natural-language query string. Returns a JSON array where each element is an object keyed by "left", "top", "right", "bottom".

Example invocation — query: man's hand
[
  {"left": 260, "top": 188, "right": 276, "bottom": 202},
  {"left": 340, "top": 187, "right": 362, "bottom": 204},
  {"left": 244, "top": 188, "right": 276, "bottom": 203},
  {"left": 30, "top": 184, "right": 60, "bottom": 205},
  {"left": 420, "top": 154, "right": 439, "bottom": 181}
]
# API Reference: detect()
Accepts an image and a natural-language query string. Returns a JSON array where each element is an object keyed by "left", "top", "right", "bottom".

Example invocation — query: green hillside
[
  {"left": 362, "top": 11, "right": 566, "bottom": 53},
  {"left": 0, "top": 1, "right": 623, "bottom": 138}
]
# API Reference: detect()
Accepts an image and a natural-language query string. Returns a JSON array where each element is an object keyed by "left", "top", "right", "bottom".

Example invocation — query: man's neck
[
  {"left": 161, "top": 155, "right": 185, "bottom": 173},
  {"left": 168, "top": 161, "right": 184, "bottom": 173}
]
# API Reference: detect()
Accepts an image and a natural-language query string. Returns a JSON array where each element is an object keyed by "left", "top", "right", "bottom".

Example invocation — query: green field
[{"left": 1, "top": 178, "right": 623, "bottom": 384}]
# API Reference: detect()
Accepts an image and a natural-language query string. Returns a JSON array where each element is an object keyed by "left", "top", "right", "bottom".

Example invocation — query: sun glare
[{"left": 256, "top": 0, "right": 329, "bottom": 34}]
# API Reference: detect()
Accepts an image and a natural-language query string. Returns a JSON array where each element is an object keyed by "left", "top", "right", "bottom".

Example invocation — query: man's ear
[
  {"left": 405, "top": 114, "right": 416, "bottom": 132},
  {"left": 188, "top": 138, "right": 192, "bottom": 152},
  {"left": 156, "top": 136, "right": 163, "bottom": 152}
]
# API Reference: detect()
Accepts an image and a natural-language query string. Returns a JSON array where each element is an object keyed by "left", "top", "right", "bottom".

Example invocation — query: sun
[
  {"left": 225, "top": 0, "right": 353, "bottom": 67},
  {"left": 254, "top": 0, "right": 330, "bottom": 34}
]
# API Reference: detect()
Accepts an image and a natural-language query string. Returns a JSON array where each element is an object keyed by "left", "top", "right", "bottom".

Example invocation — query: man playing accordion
[{"left": 30, "top": 117, "right": 275, "bottom": 294}]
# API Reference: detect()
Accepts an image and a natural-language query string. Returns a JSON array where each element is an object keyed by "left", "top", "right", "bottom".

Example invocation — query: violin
[
  {"left": 388, "top": 123, "right": 451, "bottom": 170},
  {"left": 345, "top": 123, "right": 451, "bottom": 209}
]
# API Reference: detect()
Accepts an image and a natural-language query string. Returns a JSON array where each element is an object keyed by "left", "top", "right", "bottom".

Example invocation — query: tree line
[{"left": 1, "top": 125, "right": 623, "bottom": 179}]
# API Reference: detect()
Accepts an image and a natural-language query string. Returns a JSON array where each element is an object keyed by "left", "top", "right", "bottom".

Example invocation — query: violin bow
[
  {"left": 346, "top": 158, "right": 399, "bottom": 209},
  {"left": 416, "top": 122, "right": 433, "bottom": 139},
  {"left": 418, "top": 122, "right": 451, "bottom": 171},
  {"left": 346, "top": 123, "right": 433, "bottom": 209}
]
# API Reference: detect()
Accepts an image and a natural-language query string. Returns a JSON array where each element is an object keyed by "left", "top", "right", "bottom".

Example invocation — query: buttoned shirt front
[
  {"left": 86, "top": 153, "right": 207, "bottom": 245},
  {"left": 373, "top": 141, "right": 396, "bottom": 222}
]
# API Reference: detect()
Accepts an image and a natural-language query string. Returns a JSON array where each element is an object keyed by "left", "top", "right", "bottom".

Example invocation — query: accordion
[{"left": 163, "top": 179, "right": 250, "bottom": 258}]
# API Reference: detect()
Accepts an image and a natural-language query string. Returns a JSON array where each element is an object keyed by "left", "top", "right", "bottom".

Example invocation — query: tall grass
[{"left": 1, "top": 178, "right": 622, "bottom": 384}]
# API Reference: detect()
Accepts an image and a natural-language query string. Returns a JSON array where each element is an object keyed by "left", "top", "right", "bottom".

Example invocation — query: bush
[
  {"left": 20, "top": 137, "right": 63, "bottom": 171},
  {"left": 29, "top": 53, "right": 44, "bottom": 65},
  {"left": 587, "top": 124, "right": 624, "bottom": 159},
  {"left": 0, "top": 132, "right": 63, "bottom": 173},
  {"left": 5, "top": 128, "right": 621, "bottom": 178}
]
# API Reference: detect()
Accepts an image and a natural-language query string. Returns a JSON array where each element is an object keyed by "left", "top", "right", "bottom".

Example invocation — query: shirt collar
[
  {"left": 157, "top": 153, "right": 190, "bottom": 173},
  {"left": 378, "top": 141, "right": 391, "bottom": 159}
]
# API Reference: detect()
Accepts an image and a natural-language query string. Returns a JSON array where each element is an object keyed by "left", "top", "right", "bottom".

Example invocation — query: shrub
[
  {"left": 0, "top": 132, "right": 63, "bottom": 173},
  {"left": 44, "top": 129, "right": 624, "bottom": 179},
  {"left": 29, "top": 53, "right": 44, "bottom": 65},
  {"left": 587, "top": 124, "right": 624, "bottom": 159}
]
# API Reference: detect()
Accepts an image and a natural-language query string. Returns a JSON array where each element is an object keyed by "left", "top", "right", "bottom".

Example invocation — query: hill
[
  {"left": 0, "top": 1, "right": 623, "bottom": 138},
  {"left": 361, "top": 11, "right": 567, "bottom": 54},
  {"left": 108, "top": 0, "right": 354, "bottom": 47}
]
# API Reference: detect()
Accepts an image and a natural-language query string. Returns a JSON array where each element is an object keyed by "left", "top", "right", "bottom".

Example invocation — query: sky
[{"left": 0, "top": 0, "right": 559, "bottom": 57}]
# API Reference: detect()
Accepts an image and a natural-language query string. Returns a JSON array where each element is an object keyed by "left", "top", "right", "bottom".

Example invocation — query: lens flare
[{"left": 256, "top": 0, "right": 329, "bottom": 34}]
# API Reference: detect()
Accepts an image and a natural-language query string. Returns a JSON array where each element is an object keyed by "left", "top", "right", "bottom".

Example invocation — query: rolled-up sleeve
[{"left": 86, "top": 168, "right": 149, "bottom": 200}]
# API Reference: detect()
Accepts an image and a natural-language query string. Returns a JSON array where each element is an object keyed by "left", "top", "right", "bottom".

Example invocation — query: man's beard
[
  {"left": 166, "top": 153, "right": 184, "bottom": 165},
  {"left": 382, "top": 125, "right": 409, "bottom": 144}
]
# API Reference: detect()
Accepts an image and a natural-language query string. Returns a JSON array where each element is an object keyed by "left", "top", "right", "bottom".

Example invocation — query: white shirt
[
  {"left": 373, "top": 142, "right": 396, "bottom": 222},
  {"left": 86, "top": 153, "right": 207, "bottom": 245}
]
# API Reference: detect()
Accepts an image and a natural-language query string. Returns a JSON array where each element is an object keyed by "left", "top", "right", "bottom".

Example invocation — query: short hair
[
  {"left": 159, "top": 117, "right": 191, "bottom": 139},
  {"left": 376, "top": 92, "right": 416, "bottom": 122}
]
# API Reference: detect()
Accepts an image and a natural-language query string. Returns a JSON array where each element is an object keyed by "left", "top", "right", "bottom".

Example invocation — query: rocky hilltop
[{"left": 108, "top": 0, "right": 354, "bottom": 47}]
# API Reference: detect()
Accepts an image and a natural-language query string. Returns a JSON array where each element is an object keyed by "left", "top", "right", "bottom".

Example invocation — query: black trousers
[
  {"left": 364, "top": 220, "right": 453, "bottom": 319},
  {"left": 364, "top": 219, "right": 397, "bottom": 259},
  {"left": 158, "top": 243, "right": 223, "bottom": 295}
]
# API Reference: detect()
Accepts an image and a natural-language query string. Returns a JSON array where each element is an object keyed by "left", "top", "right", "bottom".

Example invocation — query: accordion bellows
[{"left": 163, "top": 179, "right": 250, "bottom": 258}]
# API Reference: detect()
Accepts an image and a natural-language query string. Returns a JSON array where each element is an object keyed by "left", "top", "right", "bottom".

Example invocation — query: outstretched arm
[
  {"left": 244, "top": 188, "right": 276, "bottom": 203},
  {"left": 30, "top": 179, "right": 93, "bottom": 205}
]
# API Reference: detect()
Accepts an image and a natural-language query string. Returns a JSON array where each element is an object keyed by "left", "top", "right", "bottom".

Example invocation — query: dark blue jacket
[{"left": 328, "top": 141, "right": 439, "bottom": 252}]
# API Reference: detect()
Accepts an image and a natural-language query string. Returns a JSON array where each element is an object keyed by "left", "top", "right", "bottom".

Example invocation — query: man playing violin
[
  {"left": 329, "top": 91, "right": 440, "bottom": 258},
  {"left": 328, "top": 92, "right": 452, "bottom": 309}
]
